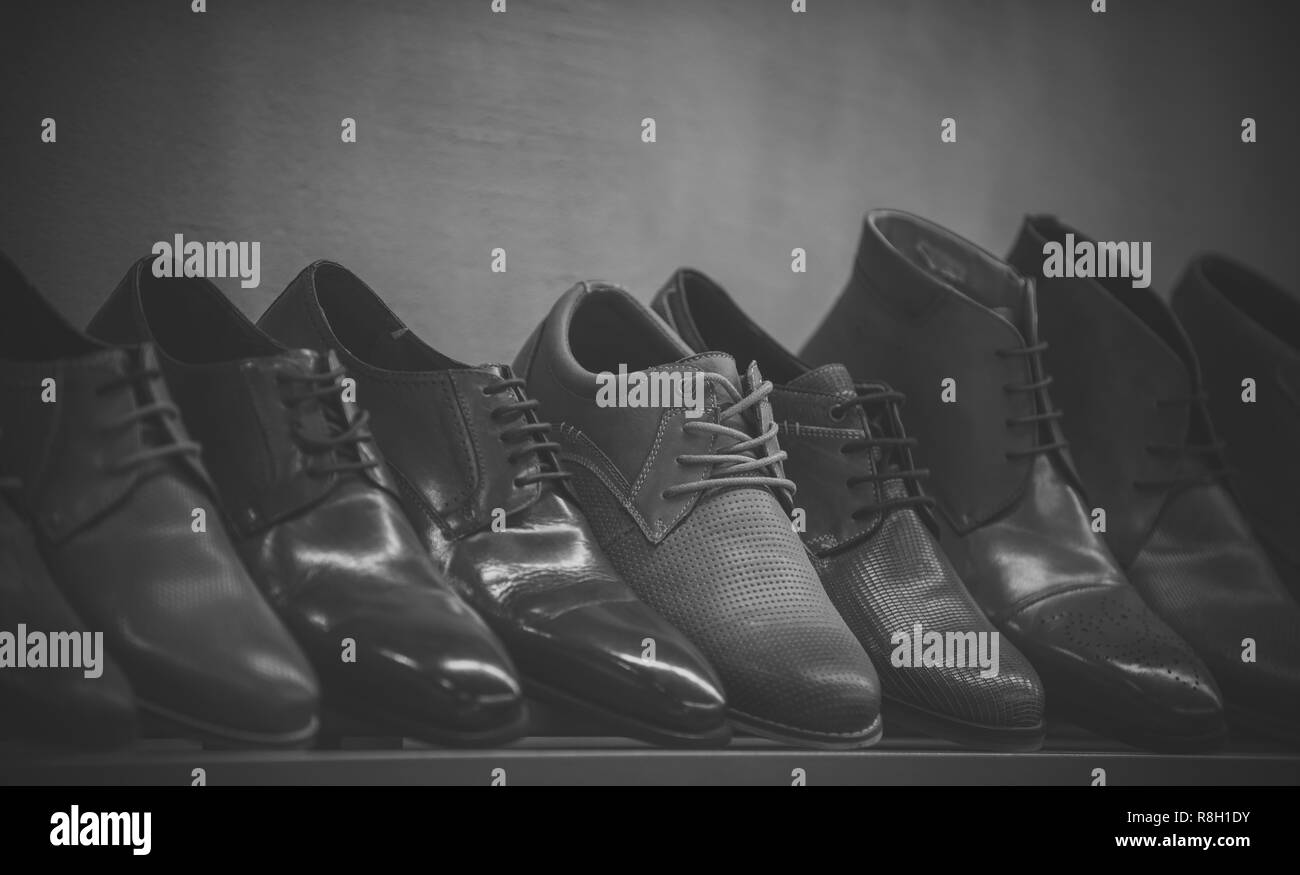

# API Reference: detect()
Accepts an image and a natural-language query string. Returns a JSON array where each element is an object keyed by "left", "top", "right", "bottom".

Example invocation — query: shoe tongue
[
  {"left": 674, "top": 351, "right": 755, "bottom": 434},
  {"left": 991, "top": 280, "right": 1038, "bottom": 340},
  {"left": 788, "top": 363, "right": 857, "bottom": 399},
  {"left": 674, "top": 351, "right": 741, "bottom": 391},
  {"left": 475, "top": 363, "right": 509, "bottom": 379},
  {"left": 273, "top": 347, "right": 326, "bottom": 376},
  {"left": 270, "top": 348, "right": 339, "bottom": 451}
]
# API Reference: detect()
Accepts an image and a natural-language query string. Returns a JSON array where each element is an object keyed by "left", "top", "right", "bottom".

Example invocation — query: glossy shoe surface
[
  {"left": 0, "top": 254, "right": 319, "bottom": 748},
  {"left": 257, "top": 262, "right": 728, "bottom": 746},
  {"left": 88, "top": 260, "right": 527, "bottom": 746},
  {"left": 516, "top": 281, "right": 883, "bottom": 749}
]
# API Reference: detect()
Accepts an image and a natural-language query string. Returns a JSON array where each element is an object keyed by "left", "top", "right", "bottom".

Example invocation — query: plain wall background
[{"left": 2, "top": 0, "right": 1296, "bottom": 364}]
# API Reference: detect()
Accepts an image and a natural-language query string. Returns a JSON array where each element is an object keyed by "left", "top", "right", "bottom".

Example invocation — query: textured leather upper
[
  {"left": 1013, "top": 217, "right": 1300, "bottom": 735},
  {"left": 801, "top": 212, "right": 1082, "bottom": 534},
  {"left": 0, "top": 345, "right": 212, "bottom": 546},
  {"left": 800, "top": 212, "right": 1226, "bottom": 747},
  {"left": 0, "top": 254, "right": 319, "bottom": 744},
  {"left": 1172, "top": 255, "right": 1300, "bottom": 591},
  {"left": 0, "top": 493, "right": 137, "bottom": 748},
  {"left": 517, "top": 281, "right": 881, "bottom": 744},
  {"left": 258, "top": 263, "right": 727, "bottom": 738},
  {"left": 652, "top": 269, "right": 1045, "bottom": 735}
]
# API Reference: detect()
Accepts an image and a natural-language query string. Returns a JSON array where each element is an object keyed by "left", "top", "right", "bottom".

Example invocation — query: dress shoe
[
  {"left": 0, "top": 487, "right": 137, "bottom": 750},
  {"left": 1172, "top": 255, "right": 1300, "bottom": 600},
  {"left": 1011, "top": 216, "right": 1300, "bottom": 743},
  {"left": 88, "top": 257, "right": 528, "bottom": 746},
  {"left": 652, "top": 268, "right": 1046, "bottom": 751},
  {"left": 802, "top": 210, "right": 1225, "bottom": 751},
  {"left": 516, "top": 281, "right": 882, "bottom": 749},
  {"left": 0, "top": 253, "right": 319, "bottom": 748},
  {"left": 258, "top": 262, "right": 728, "bottom": 747}
]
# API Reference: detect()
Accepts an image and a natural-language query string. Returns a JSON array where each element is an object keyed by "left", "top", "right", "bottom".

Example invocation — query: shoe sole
[
  {"left": 523, "top": 675, "right": 733, "bottom": 749},
  {"left": 137, "top": 697, "right": 319, "bottom": 750},
  {"left": 320, "top": 697, "right": 532, "bottom": 748},
  {"left": 882, "top": 697, "right": 1045, "bottom": 752},
  {"left": 727, "top": 709, "right": 884, "bottom": 750}
]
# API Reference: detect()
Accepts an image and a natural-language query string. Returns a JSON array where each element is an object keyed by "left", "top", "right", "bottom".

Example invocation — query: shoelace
[
  {"left": 662, "top": 373, "right": 795, "bottom": 499},
  {"left": 277, "top": 365, "right": 380, "bottom": 477},
  {"left": 997, "top": 341, "right": 1069, "bottom": 460},
  {"left": 95, "top": 368, "right": 202, "bottom": 474},
  {"left": 482, "top": 378, "right": 572, "bottom": 488},
  {"left": 1134, "top": 393, "right": 1233, "bottom": 490},
  {"left": 831, "top": 387, "right": 935, "bottom": 520}
]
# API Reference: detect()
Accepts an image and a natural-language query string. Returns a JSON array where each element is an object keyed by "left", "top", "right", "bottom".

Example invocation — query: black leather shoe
[
  {"left": 1011, "top": 217, "right": 1300, "bottom": 744},
  {"left": 258, "top": 262, "right": 729, "bottom": 747},
  {"left": 0, "top": 254, "right": 319, "bottom": 748},
  {"left": 652, "top": 269, "right": 1046, "bottom": 751},
  {"left": 1172, "top": 255, "right": 1300, "bottom": 600},
  {"left": 0, "top": 487, "right": 137, "bottom": 750},
  {"left": 802, "top": 211, "right": 1226, "bottom": 751},
  {"left": 517, "top": 281, "right": 883, "bottom": 749},
  {"left": 88, "top": 258, "right": 528, "bottom": 747}
]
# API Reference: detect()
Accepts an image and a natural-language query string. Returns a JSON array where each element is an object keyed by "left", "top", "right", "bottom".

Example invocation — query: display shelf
[{"left": 4, "top": 731, "right": 1297, "bottom": 786}]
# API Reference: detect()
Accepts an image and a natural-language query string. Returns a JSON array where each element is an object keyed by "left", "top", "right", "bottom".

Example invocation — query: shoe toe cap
[
  {"left": 295, "top": 579, "right": 526, "bottom": 735},
  {"left": 1015, "top": 585, "right": 1225, "bottom": 738},
  {"left": 518, "top": 597, "right": 730, "bottom": 736},
  {"left": 721, "top": 632, "right": 882, "bottom": 745}
]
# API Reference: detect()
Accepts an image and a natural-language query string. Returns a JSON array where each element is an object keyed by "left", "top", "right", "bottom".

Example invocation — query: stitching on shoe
[
  {"left": 445, "top": 372, "right": 487, "bottom": 526},
  {"left": 728, "top": 706, "right": 881, "bottom": 739},
  {"left": 1000, "top": 581, "right": 1112, "bottom": 623},
  {"left": 386, "top": 460, "right": 452, "bottom": 536}
]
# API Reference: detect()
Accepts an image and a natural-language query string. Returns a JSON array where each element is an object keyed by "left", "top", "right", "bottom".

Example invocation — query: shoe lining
[
  {"left": 136, "top": 272, "right": 276, "bottom": 364},
  {"left": 676, "top": 271, "right": 805, "bottom": 384},
  {"left": 1200, "top": 257, "right": 1300, "bottom": 350},
  {"left": 313, "top": 264, "right": 461, "bottom": 372},
  {"left": 569, "top": 288, "right": 684, "bottom": 374},
  {"left": 0, "top": 255, "right": 98, "bottom": 362},
  {"left": 875, "top": 212, "right": 1024, "bottom": 314}
]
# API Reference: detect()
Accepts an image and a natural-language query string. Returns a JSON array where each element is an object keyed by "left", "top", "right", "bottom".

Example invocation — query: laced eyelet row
[
  {"left": 832, "top": 387, "right": 935, "bottom": 520},
  {"left": 481, "top": 378, "right": 571, "bottom": 489}
]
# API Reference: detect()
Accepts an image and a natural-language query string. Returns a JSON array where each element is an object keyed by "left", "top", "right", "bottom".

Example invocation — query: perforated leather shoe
[
  {"left": 0, "top": 488, "right": 137, "bottom": 750},
  {"left": 258, "top": 262, "right": 728, "bottom": 747},
  {"left": 0, "top": 253, "right": 319, "bottom": 748},
  {"left": 803, "top": 211, "right": 1225, "bottom": 751},
  {"left": 1011, "top": 216, "right": 1300, "bottom": 743},
  {"left": 516, "top": 281, "right": 882, "bottom": 749},
  {"left": 653, "top": 269, "right": 1046, "bottom": 750},
  {"left": 88, "top": 258, "right": 528, "bottom": 746}
]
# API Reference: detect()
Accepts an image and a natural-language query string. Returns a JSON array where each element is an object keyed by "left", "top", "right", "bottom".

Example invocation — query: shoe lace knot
[
  {"left": 831, "top": 386, "right": 935, "bottom": 520},
  {"left": 662, "top": 372, "right": 796, "bottom": 499},
  {"left": 996, "top": 341, "right": 1069, "bottom": 460},
  {"left": 482, "top": 377, "right": 571, "bottom": 489},
  {"left": 276, "top": 364, "right": 380, "bottom": 478},
  {"left": 95, "top": 366, "right": 202, "bottom": 474}
]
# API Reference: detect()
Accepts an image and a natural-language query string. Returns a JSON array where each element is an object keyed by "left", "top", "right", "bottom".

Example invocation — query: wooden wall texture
[{"left": 2, "top": 0, "right": 1296, "bottom": 363}]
